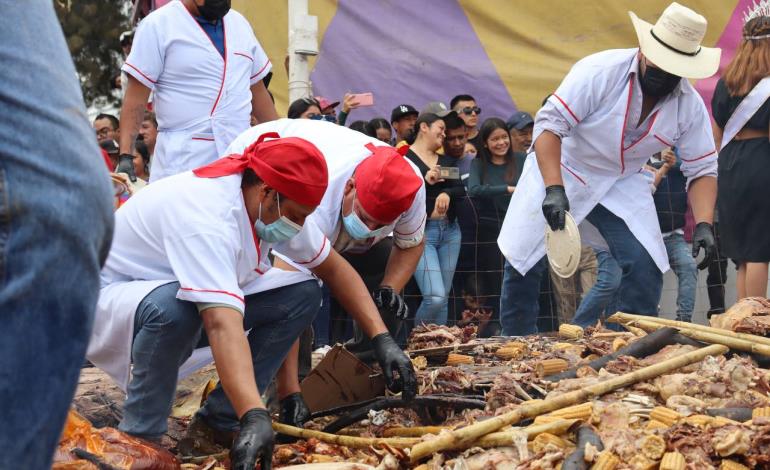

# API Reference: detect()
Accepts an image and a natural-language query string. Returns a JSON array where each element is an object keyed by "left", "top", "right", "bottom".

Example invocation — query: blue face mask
[
  {"left": 342, "top": 199, "right": 390, "bottom": 240},
  {"left": 254, "top": 193, "right": 302, "bottom": 243}
]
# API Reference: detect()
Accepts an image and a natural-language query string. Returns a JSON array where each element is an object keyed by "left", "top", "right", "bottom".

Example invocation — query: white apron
[{"left": 498, "top": 49, "right": 717, "bottom": 275}]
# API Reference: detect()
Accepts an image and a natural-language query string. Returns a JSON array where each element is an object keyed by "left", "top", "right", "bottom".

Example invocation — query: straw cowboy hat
[{"left": 629, "top": 2, "right": 721, "bottom": 79}]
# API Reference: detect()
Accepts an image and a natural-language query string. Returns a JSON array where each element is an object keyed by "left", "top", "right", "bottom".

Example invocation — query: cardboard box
[{"left": 300, "top": 345, "right": 386, "bottom": 413}]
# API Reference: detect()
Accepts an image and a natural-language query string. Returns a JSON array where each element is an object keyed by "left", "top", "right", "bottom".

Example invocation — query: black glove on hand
[
  {"left": 117, "top": 153, "right": 137, "bottom": 182},
  {"left": 371, "top": 332, "right": 417, "bottom": 401},
  {"left": 278, "top": 393, "right": 310, "bottom": 428},
  {"left": 372, "top": 286, "right": 408, "bottom": 319},
  {"left": 230, "top": 408, "right": 274, "bottom": 470},
  {"left": 542, "top": 185, "right": 569, "bottom": 231},
  {"left": 692, "top": 222, "right": 716, "bottom": 270}
]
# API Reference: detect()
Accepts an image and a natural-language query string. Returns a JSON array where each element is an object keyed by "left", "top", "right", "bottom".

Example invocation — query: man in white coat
[
  {"left": 220, "top": 119, "right": 426, "bottom": 431},
  {"left": 88, "top": 135, "right": 416, "bottom": 469},
  {"left": 116, "top": 0, "right": 278, "bottom": 182},
  {"left": 497, "top": 2, "right": 719, "bottom": 335}
]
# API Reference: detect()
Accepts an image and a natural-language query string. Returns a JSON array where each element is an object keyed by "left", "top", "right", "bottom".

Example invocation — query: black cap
[
  {"left": 99, "top": 139, "right": 120, "bottom": 155},
  {"left": 390, "top": 104, "right": 418, "bottom": 123},
  {"left": 506, "top": 111, "right": 534, "bottom": 130}
]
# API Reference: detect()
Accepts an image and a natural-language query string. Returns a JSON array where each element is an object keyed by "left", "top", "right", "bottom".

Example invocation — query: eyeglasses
[
  {"left": 307, "top": 113, "right": 337, "bottom": 123},
  {"left": 461, "top": 106, "right": 481, "bottom": 116}
]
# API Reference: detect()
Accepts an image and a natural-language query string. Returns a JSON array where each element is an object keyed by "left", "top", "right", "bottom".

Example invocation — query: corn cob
[
  {"left": 552, "top": 342, "right": 575, "bottom": 350},
  {"left": 411, "top": 355, "right": 428, "bottom": 370},
  {"left": 659, "top": 452, "right": 686, "bottom": 470},
  {"left": 683, "top": 414, "right": 714, "bottom": 427},
  {"left": 713, "top": 416, "right": 741, "bottom": 426},
  {"left": 752, "top": 407, "right": 770, "bottom": 419},
  {"left": 546, "top": 402, "right": 593, "bottom": 420},
  {"left": 649, "top": 406, "right": 683, "bottom": 426},
  {"left": 446, "top": 353, "right": 474, "bottom": 365},
  {"left": 495, "top": 347, "right": 526, "bottom": 360},
  {"left": 628, "top": 455, "right": 657, "bottom": 470},
  {"left": 640, "top": 434, "right": 666, "bottom": 460},
  {"left": 645, "top": 419, "right": 668, "bottom": 431},
  {"left": 559, "top": 323, "right": 584, "bottom": 340},
  {"left": 590, "top": 451, "right": 619, "bottom": 470},
  {"left": 719, "top": 460, "right": 750, "bottom": 470},
  {"left": 533, "top": 415, "right": 564, "bottom": 425},
  {"left": 584, "top": 353, "right": 600, "bottom": 362},
  {"left": 503, "top": 340, "right": 528, "bottom": 350},
  {"left": 536, "top": 358, "right": 569, "bottom": 377},
  {"left": 611, "top": 337, "right": 627, "bottom": 352},
  {"left": 532, "top": 432, "right": 571, "bottom": 453}
]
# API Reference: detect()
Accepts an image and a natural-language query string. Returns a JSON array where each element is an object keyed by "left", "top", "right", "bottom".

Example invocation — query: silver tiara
[{"left": 744, "top": 0, "right": 770, "bottom": 23}]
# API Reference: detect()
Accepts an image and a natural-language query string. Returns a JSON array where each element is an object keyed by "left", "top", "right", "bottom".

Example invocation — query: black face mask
[
  {"left": 197, "top": 0, "right": 231, "bottom": 21},
  {"left": 639, "top": 64, "right": 682, "bottom": 97}
]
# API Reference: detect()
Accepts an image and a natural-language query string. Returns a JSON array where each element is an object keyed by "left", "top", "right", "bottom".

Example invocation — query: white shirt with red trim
[
  {"left": 89, "top": 170, "right": 316, "bottom": 389},
  {"left": 498, "top": 48, "right": 717, "bottom": 275},
  {"left": 123, "top": 0, "right": 271, "bottom": 181},
  {"left": 224, "top": 119, "right": 426, "bottom": 269}
]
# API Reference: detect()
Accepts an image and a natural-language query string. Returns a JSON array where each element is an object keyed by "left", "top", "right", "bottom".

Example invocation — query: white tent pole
[{"left": 287, "top": 0, "right": 318, "bottom": 104}]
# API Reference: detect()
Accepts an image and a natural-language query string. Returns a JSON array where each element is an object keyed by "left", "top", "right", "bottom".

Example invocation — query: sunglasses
[
  {"left": 307, "top": 113, "right": 337, "bottom": 123},
  {"left": 461, "top": 106, "right": 481, "bottom": 116}
]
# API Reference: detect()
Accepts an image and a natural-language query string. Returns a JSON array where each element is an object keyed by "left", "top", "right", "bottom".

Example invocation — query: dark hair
[
  {"left": 287, "top": 97, "right": 321, "bottom": 119},
  {"left": 405, "top": 113, "right": 443, "bottom": 145},
  {"left": 478, "top": 117, "right": 517, "bottom": 184},
  {"left": 368, "top": 117, "right": 391, "bottom": 133},
  {"left": 348, "top": 120, "right": 374, "bottom": 136},
  {"left": 443, "top": 114, "right": 465, "bottom": 131},
  {"left": 134, "top": 140, "right": 150, "bottom": 166},
  {"left": 241, "top": 168, "right": 264, "bottom": 188},
  {"left": 143, "top": 111, "right": 157, "bottom": 128},
  {"left": 95, "top": 113, "right": 119, "bottom": 130},
  {"left": 450, "top": 94, "right": 476, "bottom": 110}
]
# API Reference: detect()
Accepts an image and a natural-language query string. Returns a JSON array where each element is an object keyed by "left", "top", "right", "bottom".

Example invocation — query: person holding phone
[
  {"left": 405, "top": 103, "right": 465, "bottom": 325},
  {"left": 336, "top": 92, "right": 374, "bottom": 126}
]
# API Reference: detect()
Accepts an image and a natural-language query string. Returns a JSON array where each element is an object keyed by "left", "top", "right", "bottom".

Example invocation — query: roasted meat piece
[{"left": 407, "top": 324, "right": 477, "bottom": 350}]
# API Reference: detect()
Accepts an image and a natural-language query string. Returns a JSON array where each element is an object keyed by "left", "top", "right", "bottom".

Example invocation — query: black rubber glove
[
  {"left": 278, "top": 392, "right": 310, "bottom": 427},
  {"left": 372, "top": 286, "right": 408, "bottom": 319},
  {"left": 371, "top": 332, "right": 417, "bottom": 401},
  {"left": 117, "top": 153, "right": 137, "bottom": 182},
  {"left": 692, "top": 222, "right": 716, "bottom": 270},
  {"left": 542, "top": 185, "right": 569, "bottom": 231},
  {"left": 230, "top": 408, "right": 274, "bottom": 470}
]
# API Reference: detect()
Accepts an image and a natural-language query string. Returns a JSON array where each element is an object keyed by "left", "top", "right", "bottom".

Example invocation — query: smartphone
[
  {"left": 350, "top": 92, "right": 374, "bottom": 107},
  {"left": 439, "top": 166, "right": 460, "bottom": 180}
]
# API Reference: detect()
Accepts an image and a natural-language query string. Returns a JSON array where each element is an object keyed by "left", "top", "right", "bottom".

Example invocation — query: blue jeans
[
  {"left": 572, "top": 250, "right": 621, "bottom": 327},
  {"left": 585, "top": 205, "right": 662, "bottom": 315},
  {"left": 313, "top": 285, "right": 331, "bottom": 347},
  {"left": 119, "top": 280, "right": 321, "bottom": 438},
  {"left": 500, "top": 258, "right": 547, "bottom": 336},
  {"left": 664, "top": 232, "right": 697, "bottom": 321},
  {"left": 0, "top": 2, "right": 114, "bottom": 469},
  {"left": 414, "top": 219, "right": 461, "bottom": 325}
]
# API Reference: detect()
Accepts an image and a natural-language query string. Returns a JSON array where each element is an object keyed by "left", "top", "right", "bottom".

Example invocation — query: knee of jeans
[
  {"left": 423, "top": 295, "right": 447, "bottom": 310},
  {"left": 288, "top": 281, "right": 322, "bottom": 321},
  {"left": 139, "top": 299, "right": 201, "bottom": 340}
]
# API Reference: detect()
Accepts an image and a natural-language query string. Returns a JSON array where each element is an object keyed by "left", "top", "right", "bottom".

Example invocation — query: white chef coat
[
  {"left": 123, "top": 0, "right": 271, "bottom": 182},
  {"left": 498, "top": 48, "right": 717, "bottom": 275},
  {"left": 225, "top": 119, "right": 427, "bottom": 269},
  {"left": 88, "top": 170, "right": 322, "bottom": 390}
]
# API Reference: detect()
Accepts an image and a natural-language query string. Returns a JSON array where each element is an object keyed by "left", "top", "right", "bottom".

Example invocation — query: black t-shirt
[
  {"left": 712, "top": 78, "right": 770, "bottom": 130},
  {"left": 405, "top": 149, "right": 466, "bottom": 222}
]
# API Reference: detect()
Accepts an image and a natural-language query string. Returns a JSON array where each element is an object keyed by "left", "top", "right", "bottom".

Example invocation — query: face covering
[
  {"left": 639, "top": 63, "right": 681, "bottom": 97},
  {"left": 197, "top": 0, "right": 231, "bottom": 21},
  {"left": 342, "top": 199, "right": 390, "bottom": 240},
  {"left": 254, "top": 193, "right": 302, "bottom": 243}
]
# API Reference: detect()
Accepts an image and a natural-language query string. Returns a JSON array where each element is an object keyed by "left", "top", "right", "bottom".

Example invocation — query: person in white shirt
[
  {"left": 88, "top": 134, "right": 415, "bottom": 469},
  {"left": 116, "top": 0, "right": 278, "bottom": 183},
  {"left": 220, "top": 120, "right": 426, "bottom": 430},
  {"left": 498, "top": 2, "right": 719, "bottom": 335}
]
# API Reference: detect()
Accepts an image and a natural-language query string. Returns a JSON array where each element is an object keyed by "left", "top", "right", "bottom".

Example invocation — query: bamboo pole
[
  {"left": 408, "top": 344, "right": 727, "bottom": 462},
  {"left": 383, "top": 426, "right": 448, "bottom": 437},
  {"left": 477, "top": 419, "right": 579, "bottom": 447},
  {"left": 610, "top": 315, "right": 770, "bottom": 356},
  {"left": 273, "top": 423, "right": 420, "bottom": 448},
  {"left": 609, "top": 312, "right": 770, "bottom": 347}
]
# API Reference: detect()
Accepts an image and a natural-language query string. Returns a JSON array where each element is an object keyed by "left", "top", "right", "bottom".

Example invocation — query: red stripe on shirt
[
  {"left": 393, "top": 214, "right": 426, "bottom": 236},
  {"left": 654, "top": 134, "right": 674, "bottom": 147},
  {"left": 250, "top": 60, "right": 271, "bottom": 80},
  {"left": 179, "top": 287, "right": 244, "bottom": 303},
  {"left": 623, "top": 111, "right": 659, "bottom": 152},
  {"left": 619, "top": 77, "right": 634, "bottom": 173},
  {"left": 681, "top": 150, "right": 716, "bottom": 162},
  {"left": 561, "top": 163, "right": 586, "bottom": 185},
  {"left": 551, "top": 93, "right": 580, "bottom": 123},
  {"left": 209, "top": 20, "right": 228, "bottom": 116},
  {"left": 234, "top": 52, "right": 254, "bottom": 62},
  {"left": 192, "top": 137, "right": 215, "bottom": 141},
  {"left": 295, "top": 237, "right": 329, "bottom": 265},
  {"left": 124, "top": 62, "right": 157, "bottom": 84}
]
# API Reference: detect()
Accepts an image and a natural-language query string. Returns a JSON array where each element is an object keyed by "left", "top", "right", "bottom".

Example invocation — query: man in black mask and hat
[{"left": 116, "top": 0, "right": 278, "bottom": 184}]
